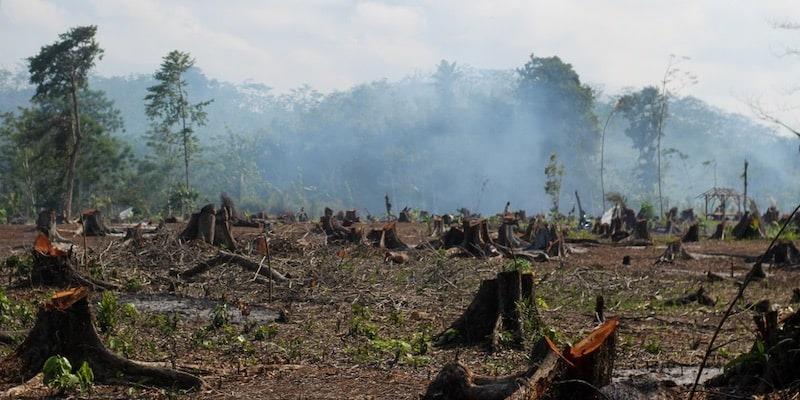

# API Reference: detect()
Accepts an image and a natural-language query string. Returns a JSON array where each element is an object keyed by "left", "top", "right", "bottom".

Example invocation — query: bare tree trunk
[{"left": 63, "top": 79, "right": 82, "bottom": 221}]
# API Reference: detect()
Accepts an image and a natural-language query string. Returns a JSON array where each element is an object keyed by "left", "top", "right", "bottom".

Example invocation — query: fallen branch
[{"left": 179, "top": 251, "right": 287, "bottom": 282}]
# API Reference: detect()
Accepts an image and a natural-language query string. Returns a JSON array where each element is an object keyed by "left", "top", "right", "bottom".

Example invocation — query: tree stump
[
  {"left": 462, "top": 219, "right": 497, "bottom": 258},
  {"left": 656, "top": 241, "right": 695, "bottom": 263},
  {"left": 681, "top": 223, "right": 699, "bottom": 243},
  {"left": 425, "top": 319, "right": 619, "bottom": 400},
  {"left": 431, "top": 216, "right": 444, "bottom": 237},
  {"left": 632, "top": 219, "right": 651, "bottom": 241},
  {"left": 398, "top": 207, "right": 412, "bottom": 223},
  {"left": 81, "top": 209, "right": 111, "bottom": 236},
  {"left": 497, "top": 218, "right": 529, "bottom": 249},
  {"left": 29, "top": 233, "right": 118, "bottom": 290},
  {"left": 367, "top": 222, "right": 408, "bottom": 250},
  {"left": 0, "top": 287, "right": 202, "bottom": 390},
  {"left": 436, "top": 270, "right": 540, "bottom": 349},
  {"left": 36, "top": 209, "right": 65, "bottom": 241},
  {"left": 764, "top": 240, "right": 800, "bottom": 267},
  {"left": 732, "top": 212, "right": 765, "bottom": 240},
  {"left": 710, "top": 221, "right": 727, "bottom": 240},
  {"left": 213, "top": 207, "right": 236, "bottom": 249}
]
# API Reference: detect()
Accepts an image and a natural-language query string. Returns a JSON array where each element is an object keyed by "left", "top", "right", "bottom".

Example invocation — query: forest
[{"left": 1, "top": 25, "right": 796, "bottom": 222}]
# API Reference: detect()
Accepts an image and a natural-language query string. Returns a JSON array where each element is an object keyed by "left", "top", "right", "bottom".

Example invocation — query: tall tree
[
  {"left": 618, "top": 86, "right": 663, "bottom": 194},
  {"left": 144, "top": 50, "right": 212, "bottom": 190},
  {"left": 28, "top": 25, "right": 103, "bottom": 219}
]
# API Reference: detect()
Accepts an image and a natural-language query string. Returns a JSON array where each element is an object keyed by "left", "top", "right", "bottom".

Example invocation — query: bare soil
[{"left": 0, "top": 221, "right": 797, "bottom": 399}]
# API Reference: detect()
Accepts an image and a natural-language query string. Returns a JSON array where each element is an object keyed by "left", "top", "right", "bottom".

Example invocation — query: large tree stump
[
  {"left": 29, "top": 233, "right": 118, "bottom": 290},
  {"left": 367, "top": 222, "right": 408, "bottom": 250},
  {"left": 321, "top": 207, "right": 363, "bottom": 244},
  {"left": 431, "top": 216, "right": 444, "bottom": 237},
  {"left": 496, "top": 217, "right": 529, "bottom": 249},
  {"left": 681, "top": 222, "right": 700, "bottom": 243},
  {"left": 36, "top": 209, "right": 66, "bottom": 242},
  {"left": 213, "top": 207, "right": 236, "bottom": 249},
  {"left": 425, "top": 319, "right": 619, "bottom": 400},
  {"left": 763, "top": 240, "right": 800, "bottom": 267},
  {"left": 710, "top": 221, "right": 727, "bottom": 240},
  {"left": 632, "top": 219, "right": 651, "bottom": 242},
  {"left": 462, "top": 219, "right": 497, "bottom": 258},
  {"left": 656, "top": 241, "right": 695, "bottom": 263},
  {"left": 81, "top": 209, "right": 111, "bottom": 236},
  {"left": 398, "top": 207, "right": 413, "bottom": 223},
  {"left": 732, "top": 211, "right": 765, "bottom": 240},
  {"left": 436, "top": 271, "right": 540, "bottom": 349},
  {"left": 197, "top": 204, "right": 216, "bottom": 244},
  {"left": 0, "top": 287, "right": 202, "bottom": 390}
]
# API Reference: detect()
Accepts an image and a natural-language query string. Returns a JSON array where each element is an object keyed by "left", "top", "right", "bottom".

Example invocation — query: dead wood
[
  {"left": 0, "top": 287, "right": 202, "bottom": 390},
  {"left": 425, "top": 319, "right": 619, "bottom": 400},
  {"left": 213, "top": 207, "right": 237, "bottom": 249},
  {"left": 321, "top": 207, "right": 363, "bottom": 244},
  {"left": 631, "top": 219, "right": 651, "bottom": 243},
  {"left": 710, "top": 221, "right": 727, "bottom": 240},
  {"left": 384, "top": 251, "right": 409, "bottom": 264},
  {"left": 497, "top": 217, "right": 529, "bottom": 249},
  {"left": 664, "top": 287, "right": 716, "bottom": 306},
  {"left": 708, "top": 305, "right": 800, "bottom": 394},
  {"left": 431, "top": 216, "right": 445, "bottom": 237},
  {"left": 398, "top": 207, "right": 413, "bottom": 223},
  {"left": 179, "top": 250, "right": 287, "bottom": 282},
  {"left": 762, "top": 240, "right": 800, "bottom": 267},
  {"left": 656, "top": 241, "right": 696, "bottom": 263},
  {"left": 35, "top": 209, "right": 66, "bottom": 242},
  {"left": 436, "top": 270, "right": 540, "bottom": 349},
  {"left": 367, "top": 222, "right": 408, "bottom": 250},
  {"left": 681, "top": 223, "right": 700, "bottom": 243},
  {"left": 27, "top": 233, "right": 119, "bottom": 291},
  {"left": 461, "top": 218, "right": 498, "bottom": 258},
  {"left": 81, "top": 209, "right": 112, "bottom": 236},
  {"left": 732, "top": 211, "right": 765, "bottom": 240}
]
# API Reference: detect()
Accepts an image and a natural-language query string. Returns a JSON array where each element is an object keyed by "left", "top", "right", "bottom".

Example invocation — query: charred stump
[
  {"left": 763, "top": 240, "right": 800, "bottom": 267},
  {"left": 321, "top": 207, "right": 363, "bottom": 244},
  {"left": 710, "top": 221, "right": 727, "bottom": 240},
  {"left": 462, "top": 219, "right": 497, "bottom": 258},
  {"left": 81, "top": 209, "right": 111, "bottom": 236},
  {"left": 732, "top": 212, "right": 765, "bottom": 240},
  {"left": 681, "top": 223, "right": 700, "bottom": 243},
  {"left": 0, "top": 287, "right": 202, "bottom": 390},
  {"left": 36, "top": 209, "right": 65, "bottom": 242},
  {"left": 425, "top": 319, "right": 619, "bottom": 400},
  {"left": 398, "top": 207, "right": 413, "bottom": 223},
  {"left": 632, "top": 219, "right": 651, "bottom": 242},
  {"left": 436, "top": 270, "right": 540, "bottom": 349},
  {"left": 367, "top": 222, "right": 408, "bottom": 250},
  {"left": 213, "top": 207, "right": 237, "bottom": 250},
  {"left": 28, "top": 233, "right": 118, "bottom": 290},
  {"left": 656, "top": 241, "right": 696, "bottom": 263},
  {"left": 497, "top": 217, "right": 529, "bottom": 249}
]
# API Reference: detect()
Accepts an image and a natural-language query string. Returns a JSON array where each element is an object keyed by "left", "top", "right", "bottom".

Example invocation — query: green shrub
[{"left": 42, "top": 355, "right": 93, "bottom": 394}]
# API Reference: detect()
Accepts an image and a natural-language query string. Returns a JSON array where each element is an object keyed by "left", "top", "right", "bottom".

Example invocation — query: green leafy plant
[
  {"left": 253, "top": 324, "right": 279, "bottom": 341},
  {"left": 210, "top": 303, "right": 231, "bottom": 329},
  {"left": 96, "top": 291, "right": 120, "bottom": 334},
  {"left": 42, "top": 355, "right": 93, "bottom": 394}
]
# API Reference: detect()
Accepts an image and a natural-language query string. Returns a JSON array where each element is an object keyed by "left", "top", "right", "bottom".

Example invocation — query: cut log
[
  {"left": 179, "top": 251, "right": 287, "bottom": 283},
  {"left": 0, "top": 287, "right": 202, "bottom": 390},
  {"left": 681, "top": 223, "right": 700, "bottom": 243},
  {"left": 436, "top": 270, "right": 540, "bottom": 349}
]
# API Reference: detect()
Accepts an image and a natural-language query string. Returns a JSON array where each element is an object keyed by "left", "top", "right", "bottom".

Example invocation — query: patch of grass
[{"left": 644, "top": 338, "right": 662, "bottom": 355}]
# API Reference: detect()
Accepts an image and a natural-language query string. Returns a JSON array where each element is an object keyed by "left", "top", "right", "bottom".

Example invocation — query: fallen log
[
  {"left": 179, "top": 250, "right": 287, "bottom": 282},
  {"left": 0, "top": 287, "right": 202, "bottom": 390}
]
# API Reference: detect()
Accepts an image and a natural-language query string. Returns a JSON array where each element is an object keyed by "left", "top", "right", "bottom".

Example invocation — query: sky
[{"left": 2, "top": 0, "right": 800, "bottom": 128}]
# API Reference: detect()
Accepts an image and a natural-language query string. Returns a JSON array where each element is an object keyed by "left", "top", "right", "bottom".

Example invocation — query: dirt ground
[{"left": 0, "top": 221, "right": 798, "bottom": 399}]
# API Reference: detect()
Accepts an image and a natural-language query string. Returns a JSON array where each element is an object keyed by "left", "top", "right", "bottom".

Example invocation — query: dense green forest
[{"left": 1, "top": 28, "right": 797, "bottom": 221}]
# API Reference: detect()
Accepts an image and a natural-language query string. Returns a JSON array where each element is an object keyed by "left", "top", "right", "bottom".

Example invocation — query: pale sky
[{"left": 2, "top": 0, "right": 800, "bottom": 125}]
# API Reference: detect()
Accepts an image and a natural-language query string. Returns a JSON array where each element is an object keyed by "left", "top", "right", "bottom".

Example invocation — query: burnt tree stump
[
  {"left": 710, "top": 221, "right": 727, "bottom": 240},
  {"left": 681, "top": 222, "right": 700, "bottom": 243},
  {"left": 0, "top": 287, "right": 202, "bottom": 390},
  {"left": 436, "top": 270, "right": 540, "bottom": 349}
]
